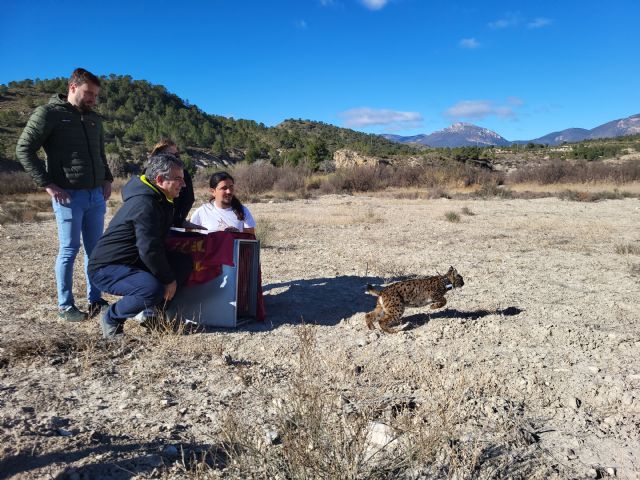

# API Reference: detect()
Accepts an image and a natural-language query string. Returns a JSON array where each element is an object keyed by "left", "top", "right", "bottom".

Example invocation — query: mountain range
[{"left": 382, "top": 113, "right": 640, "bottom": 148}]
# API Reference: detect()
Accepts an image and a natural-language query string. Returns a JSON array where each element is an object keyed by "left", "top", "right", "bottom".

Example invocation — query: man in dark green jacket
[{"left": 16, "top": 68, "right": 113, "bottom": 322}]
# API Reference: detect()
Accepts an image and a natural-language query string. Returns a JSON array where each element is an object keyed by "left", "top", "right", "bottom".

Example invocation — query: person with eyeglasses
[
  {"left": 88, "top": 154, "right": 192, "bottom": 338},
  {"left": 149, "top": 139, "right": 196, "bottom": 228}
]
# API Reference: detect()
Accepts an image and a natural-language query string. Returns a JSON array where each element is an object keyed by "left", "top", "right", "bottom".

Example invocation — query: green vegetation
[{"left": 0, "top": 75, "right": 417, "bottom": 173}]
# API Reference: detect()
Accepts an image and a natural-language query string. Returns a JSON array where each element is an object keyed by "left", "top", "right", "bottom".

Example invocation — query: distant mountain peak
[{"left": 384, "top": 113, "right": 640, "bottom": 147}]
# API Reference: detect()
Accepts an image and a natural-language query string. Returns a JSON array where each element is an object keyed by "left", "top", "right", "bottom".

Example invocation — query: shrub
[
  {"left": 0, "top": 200, "right": 51, "bottom": 224},
  {"left": 508, "top": 159, "right": 640, "bottom": 184},
  {"left": 0, "top": 172, "right": 39, "bottom": 195},
  {"left": 461, "top": 206, "right": 475, "bottom": 216},
  {"left": 273, "top": 166, "right": 310, "bottom": 193},
  {"left": 473, "top": 184, "right": 513, "bottom": 198},
  {"left": 445, "top": 211, "right": 461, "bottom": 223},
  {"left": 231, "top": 162, "right": 279, "bottom": 196},
  {"left": 338, "top": 165, "right": 389, "bottom": 192},
  {"left": 558, "top": 189, "right": 631, "bottom": 202}
]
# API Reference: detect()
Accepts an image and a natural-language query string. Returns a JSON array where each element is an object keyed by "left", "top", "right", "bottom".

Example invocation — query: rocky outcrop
[{"left": 333, "top": 149, "right": 382, "bottom": 169}]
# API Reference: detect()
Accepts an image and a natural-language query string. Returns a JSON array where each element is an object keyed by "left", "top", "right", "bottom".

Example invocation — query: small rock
[
  {"left": 179, "top": 407, "right": 188, "bottom": 415},
  {"left": 606, "top": 467, "right": 616, "bottom": 476},
  {"left": 57, "top": 428, "right": 73, "bottom": 437},
  {"left": 621, "top": 393, "right": 634, "bottom": 405},
  {"left": 587, "top": 468, "right": 598, "bottom": 478},
  {"left": 162, "top": 445, "right": 179, "bottom": 459},
  {"left": 264, "top": 428, "right": 280, "bottom": 445}
]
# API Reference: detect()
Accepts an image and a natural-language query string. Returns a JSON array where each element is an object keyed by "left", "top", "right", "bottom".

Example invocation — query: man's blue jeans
[{"left": 52, "top": 187, "right": 106, "bottom": 309}]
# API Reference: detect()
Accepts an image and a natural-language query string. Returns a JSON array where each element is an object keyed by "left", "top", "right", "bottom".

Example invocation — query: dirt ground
[{"left": 0, "top": 193, "right": 639, "bottom": 479}]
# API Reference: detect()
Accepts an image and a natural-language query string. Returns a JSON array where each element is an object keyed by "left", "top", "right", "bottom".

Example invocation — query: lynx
[{"left": 365, "top": 266, "right": 464, "bottom": 333}]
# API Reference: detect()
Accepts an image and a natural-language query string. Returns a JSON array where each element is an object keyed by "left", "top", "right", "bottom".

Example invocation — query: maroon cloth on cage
[{"left": 166, "top": 231, "right": 265, "bottom": 320}]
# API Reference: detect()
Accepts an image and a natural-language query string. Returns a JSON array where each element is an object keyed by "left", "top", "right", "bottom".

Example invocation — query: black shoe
[
  {"left": 100, "top": 310, "right": 124, "bottom": 338},
  {"left": 88, "top": 298, "right": 110, "bottom": 318},
  {"left": 58, "top": 306, "right": 88, "bottom": 322}
]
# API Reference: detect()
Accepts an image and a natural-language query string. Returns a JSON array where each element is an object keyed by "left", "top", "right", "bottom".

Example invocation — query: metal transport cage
[{"left": 167, "top": 238, "right": 260, "bottom": 328}]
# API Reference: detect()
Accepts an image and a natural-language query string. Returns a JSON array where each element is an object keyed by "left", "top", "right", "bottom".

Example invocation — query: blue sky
[{"left": 1, "top": 0, "right": 638, "bottom": 141}]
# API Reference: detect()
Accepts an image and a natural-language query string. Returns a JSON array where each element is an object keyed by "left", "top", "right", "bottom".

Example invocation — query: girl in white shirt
[{"left": 190, "top": 172, "right": 256, "bottom": 233}]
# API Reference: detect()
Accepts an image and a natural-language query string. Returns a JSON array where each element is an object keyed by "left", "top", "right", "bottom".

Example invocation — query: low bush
[
  {"left": 231, "top": 162, "right": 280, "bottom": 196},
  {"left": 445, "top": 211, "right": 461, "bottom": 222},
  {"left": 0, "top": 199, "right": 51, "bottom": 224},
  {"left": 508, "top": 159, "right": 640, "bottom": 184},
  {"left": 444, "top": 212, "right": 460, "bottom": 223},
  {"left": 0, "top": 171, "right": 38, "bottom": 195}
]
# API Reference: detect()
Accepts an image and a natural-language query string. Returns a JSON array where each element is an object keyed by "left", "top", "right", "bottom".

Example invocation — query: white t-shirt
[{"left": 190, "top": 202, "right": 256, "bottom": 232}]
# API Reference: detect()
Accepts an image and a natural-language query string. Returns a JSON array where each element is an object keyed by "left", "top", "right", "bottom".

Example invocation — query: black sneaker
[
  {"left": 88, "top": 298, "right": 110, "bottom": 318},
  {"left": 58, "top": 306, "right": 88, "bottom": 322},
  {"left": 100, "top": 310, "right": 124, "bottom": 338}
]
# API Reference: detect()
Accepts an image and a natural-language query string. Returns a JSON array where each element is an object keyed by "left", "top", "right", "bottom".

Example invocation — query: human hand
[
  {"left": 183, "top": 220, "right": 207, "bottom": 230},
  {"left": 103, "top": 181, "right": 112, "bottom": 201},
  {"left": 164, "top": 280, "right": 177, "bottom": 301},
  {"left": 45, "top": 184, "right": 71, "bottom": 204}
]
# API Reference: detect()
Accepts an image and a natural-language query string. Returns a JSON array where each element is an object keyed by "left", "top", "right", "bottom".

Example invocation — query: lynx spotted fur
[{"left": 365, "top": 266, "right": 464, "bottom": 333}]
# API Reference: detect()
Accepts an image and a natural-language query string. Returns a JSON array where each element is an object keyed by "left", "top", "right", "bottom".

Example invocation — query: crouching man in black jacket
[{"left": 88, "top": 154, "right": 191, "bottom": 338}]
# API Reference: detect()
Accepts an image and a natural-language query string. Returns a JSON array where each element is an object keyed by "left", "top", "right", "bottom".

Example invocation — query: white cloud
[
  {"left": 361, "top": 0, "right": 389, "bottom": 11},
  {"left": 459, "top": 37, "right": 480, "bottom": 49},
  {"left": 444, "top": 99, "right": 523, "bottom": 121},
  {"left": 488, "top": 12, "right": 522, "bottom": 29},
  {"left": 339, "top": 107, "right": 423, "bottom": 128},
  {"left": 527, "top": 17, "right": 552, "bottom": 28},
  {"left": 506, "top": 96, "right": 524, "bottom": 106},
  {"left": 295, "top": 19, "right": 308, "bottom": 29},
  {"left": 319, "top": 0, "right": 335, "bottom": 6}
]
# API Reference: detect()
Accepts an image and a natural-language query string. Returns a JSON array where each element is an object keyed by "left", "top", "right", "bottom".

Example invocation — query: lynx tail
[{"left": 365, "top": 284, "right": 381, "bottom": 296}]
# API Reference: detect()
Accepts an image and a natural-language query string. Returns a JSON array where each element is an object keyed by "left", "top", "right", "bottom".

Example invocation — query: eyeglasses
[{"left": 164, "top": 175, "right": 185, "bottom": 183}]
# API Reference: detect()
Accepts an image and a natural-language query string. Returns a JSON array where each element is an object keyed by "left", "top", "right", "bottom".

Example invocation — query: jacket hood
[
  {"left": 122, "top": 175, "right": 164, "bottom": 203},
  {"left": 48, "top": 93, "right": 69, "bottom": 106}
]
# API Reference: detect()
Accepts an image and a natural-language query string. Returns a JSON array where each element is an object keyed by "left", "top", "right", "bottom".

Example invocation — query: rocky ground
[{"left": 0, "top": 192, "right": 639, "bottom": 479}]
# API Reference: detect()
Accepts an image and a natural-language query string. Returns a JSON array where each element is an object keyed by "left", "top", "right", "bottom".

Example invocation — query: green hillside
[{"left": 0, "top": 76, "right": 417, "bottom": 174}]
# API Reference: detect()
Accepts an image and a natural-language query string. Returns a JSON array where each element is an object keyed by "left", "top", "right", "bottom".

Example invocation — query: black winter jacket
[
  {"left": 16, "top": 93, "right": 113, "bottom": 189},
  {"left": 88, "top": 176, "right": 175, "bottom": 284},
  {"left": 173, "top": 169, "right": 195, "bottom": 227}
]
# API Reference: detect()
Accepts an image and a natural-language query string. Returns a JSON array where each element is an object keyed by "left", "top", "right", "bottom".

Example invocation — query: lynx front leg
[{"left": 430, "top": 296, "right": 447, "bottom": 309}]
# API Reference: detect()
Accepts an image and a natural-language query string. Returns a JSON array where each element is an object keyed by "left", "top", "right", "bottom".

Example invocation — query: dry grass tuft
[
  {"left": 615, "top": 243, "right": 640, "bottom": 255},
  {"left": 0, "top": 324, "right": 122, "bottom": 370},
  {"left": 0, "top": 199, "right": 51, "bottom": 224},
  {"left": 461, "top": 206, "right": 475, "bottom": 216},
  {"left": 558, "top": 189, "right": 631, "bottom": 202},
  {"left": 214, "top": 324, "right": 555, "bottom": 479},
  {"left": 445, "top": 211, "right": 461, "bottom": 223},
  {"left": 255, "top": 217, "right": 276, "bottom": 247}
]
